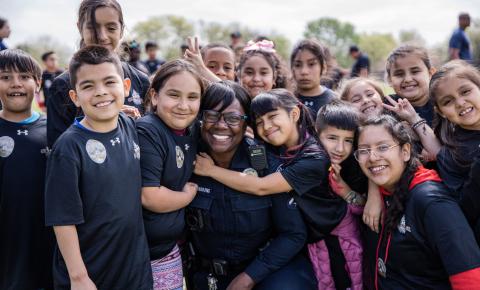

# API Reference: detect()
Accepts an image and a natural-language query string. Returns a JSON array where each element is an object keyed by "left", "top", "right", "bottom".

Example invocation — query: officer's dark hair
[
  {"left": 77, "top": 0, "right": 124, "bottom": 48},
  {"left": 316, "top": 99, "right": 360, "bottom": 134},
  {"left": 430, "top": 60, "right": 480, "bottom": 168},
  {"left": 0, "top": 18, "right": 7, "bottom": 29},
  {"left": 145, "top": 41, "right": 158, "bottom": 51},
  {"left": 41, "top": 51, "right": 56, "bottom": 62},
  {"left": 200, "top": 43, "right": 235, "bottom": 61},
  {"left": 202, "top": 80, "right": 251, "bottom": 119},
  {"left": 0, "top": 49, "right": 42, "bottom": 82},
  {"left": 145, "top": 59, "right": 206, "bottom": 112},
  {"left": 356, "top": 114, "right": 419, "bottom": 236},
  {"left": 69, "top": 45, "right": 123, "bottom": 88}
]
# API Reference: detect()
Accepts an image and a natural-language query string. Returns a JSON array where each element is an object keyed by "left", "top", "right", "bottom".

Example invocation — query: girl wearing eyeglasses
[
  {"left": 187, "top": 81, "right": 316, "bottom": 290},
  {"left": 355, "top": 114, "right": 480, "bottom": 290},
  {"left": 136, "top": 59, "right": 205, "bottom": 290}
]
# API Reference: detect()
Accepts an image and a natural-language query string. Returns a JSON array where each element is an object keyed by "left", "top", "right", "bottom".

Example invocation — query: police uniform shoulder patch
[
  {"left": 86, "top": 139, "right": 107, "bottom": 164},
  {"left": 133, "top": 141, "right": 140, "bottom": 160},
  {"left": 175, "top": 145, "right": 184, "bottom": 168},
  {"left": 0, "top": 136, "right": 15, "bottom": 158},
  {"left": 242, "top": 167, "right": 258, "bottom": 177}
]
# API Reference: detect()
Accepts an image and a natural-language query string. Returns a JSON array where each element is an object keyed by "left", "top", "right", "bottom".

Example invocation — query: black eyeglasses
[{"left": 202, "top": 110, "right": 248, "bottom": 126}]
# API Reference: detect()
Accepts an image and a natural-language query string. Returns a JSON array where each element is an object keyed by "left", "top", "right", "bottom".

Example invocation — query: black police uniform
[
  {"left": 0, "top": 115, "right": 54, "bottom": 290},
  {"left": 372, "top": 179, "right": 480, "bottom": 289},
  {"left": 298, "top": 87, "right": 335, "bottom": 121},
  {"left": 45, "top": 113, "right": 152, "bottom": 290},
  {"left": 187, "top": 138, "right": 317, "bottom": 290},
  {"left": 136, "top": 113, "right": 198, "bottom": 260},
  {"left": 436, "top": 127, "right": 480, "bottom": 198},
  {"left": 46, "top": 62, "right": 150, "bottom": 147}
]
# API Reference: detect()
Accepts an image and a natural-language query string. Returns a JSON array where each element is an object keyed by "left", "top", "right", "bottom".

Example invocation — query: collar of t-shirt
[
  {"left": 171, "top": 128, "right": 186, "bottom": 136},
  {"left": 74, "top": 117, "right": 94, "bottom": 132},
  {"left": 18, "top": 111, "right": 40, "bottom": 124},
  {"left": 379, "top": 166, "right": 442, "bottom": 196}
]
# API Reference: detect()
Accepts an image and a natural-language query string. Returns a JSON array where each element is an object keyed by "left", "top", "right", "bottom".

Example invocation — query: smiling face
[
  {"left": 79, "top": 6, "right": 123, "bottom": 52},
  {"left": 255, "top": 107, "right": 300, "bottom": 148},
  {"left": 292, "top": 49, "right": 322, "bottom": 95},
  {"left": 152, "top": 71, "right": 201, "bottom": 130},
  {"left": 202, "top": 98, "right": 246, "bottom": 156},
  {"left": 0, "top": 70, "right": 39, "bottom": 120},
  {"left": 435, "top": 75, "right": 480, "bottom": 131},
  {"left": 204, "top": 47, "right": 236, "bottom": 81},
  {"left": 388, "top": 54, "right": 433, "bottom": 107},
  {"left": 69, "top": 63, "right": 129, "bottom": 130},
  {"left": 357, "top": 125, "right": 411, "bottom": 192},
  {"left": 346, "top": 81, "right": 384, "bottom": 117},
  {"left": 319, "top": 125, "right": 354, "bottom": 164},
  {"left": 239, "top": 54, "right": 275, "bottom": 98}
]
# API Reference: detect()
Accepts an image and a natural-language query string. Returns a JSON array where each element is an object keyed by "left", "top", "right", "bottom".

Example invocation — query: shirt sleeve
[
  {"left": 244, "top": 193, "right": 307, "bottom": 282},
  {"left": 280, "top": 155, "right": 329, "bottom": 196},
  {"left": 423, "top": 198, "right": 480, "bottom": 276},
  {"left": 358, "top": 56, "right": 370, "bottom": 69},
  {"left": 436, "top": 146, "right": 464, "bottom": 197},
  {"left": 137, "top": 124, "right": 166, "bottom": 187},
  {"left": 44, "top": 152, "right": 84, "bottom": 226},
  {"left": 46, "top": 74, "right": 77, "bottom": 147},
  {"left": 449, "top": 31, "right": 462, "bottom": 49}
]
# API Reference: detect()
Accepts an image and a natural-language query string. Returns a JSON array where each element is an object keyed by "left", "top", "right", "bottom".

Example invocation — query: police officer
[{"left": 187, "top": 81, "right": 316, "bottom": 290}]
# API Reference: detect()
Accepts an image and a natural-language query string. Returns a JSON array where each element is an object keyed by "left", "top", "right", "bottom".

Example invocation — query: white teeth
[
  {"left": 459, "top": 107, "right": 473, "bottom": 116},
  {"left": 95, "top": 101, "right": 112, "bottom": 107},
  {"left": 212, "top": 134, "right": 229, "bottom": 140},
  {"left": 8, "top": 93, "right": 25, "bottom": 96},
  {"left": 370, "top": 165, "right": 386, "bottom": 173},
  {"left": 363, "top": 106, "right": 375, "bottom": 113}
]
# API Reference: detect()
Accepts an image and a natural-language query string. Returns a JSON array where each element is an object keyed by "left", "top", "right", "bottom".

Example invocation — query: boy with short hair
[
  {"left": 45, "top": 45, "right": 152, "bottom": 289},
  {"left": 0, "top": 48, "right": 54, "bottom": 289}
]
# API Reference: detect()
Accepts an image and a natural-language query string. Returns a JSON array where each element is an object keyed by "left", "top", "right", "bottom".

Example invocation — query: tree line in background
[{"left": 15, "top": 16, "right": 480, "bottom": 73}]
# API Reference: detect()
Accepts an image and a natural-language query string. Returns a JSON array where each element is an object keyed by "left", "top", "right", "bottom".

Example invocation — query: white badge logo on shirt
[
  {"left": 133, "top": 141, "right": 140, "bottom": 160},
  {"left": 175, "top": 145, "right": 184, "bottom": 168},
  {"left": 17, "top": 130, "right": 28, "bottom": 136},
  {"left": 128, "top": 89, "right": 142, "bottom": 105},
  {"left": 397, "top": 215, "right": 411, "bottom": 234},
  {"left": 86, "top": 139, "right": 107, "bottom": 164},
  {"left": 242, "top": 168, "right": 258, "bottom": 177},
  {"left": 304, "top": 101, "right": 314, "bottom": 107},
  {"left": 0, "top": 136, "right": 14, "bottom": 158}
]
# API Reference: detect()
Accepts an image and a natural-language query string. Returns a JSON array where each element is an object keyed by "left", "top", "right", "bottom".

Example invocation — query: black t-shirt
[
  {"left": 137, "top": 113, "right": 198, "bottom": 260},
  {"left": 373, "top": 181, "right": 480, "bottom": 289},
  {"left": 46, "top": 62, "right": 150, "bottom": 147},
  {"left": 44, "top": 113, "right": 152, "bottom": 290},
  {"left": 188, "top": 139, "right": 307, "bottom": 283},
  {"left": 41, "top": 69, "right": 63, "bottom": 104},
  {"left": 272, "top": 138, "right": 347, "bottom": 243},
  {"left": 144, "top": 58, "right": 165, "bottom": 75},
  {"left": 0, "top": 116, "right": 54, "bottom": 290},
  {"left": 298, "top": 87, "right": 336, "bottom": 121},
  {"left": 436, "top": 127, "right": 480, "bottom": 198},
  {"left": 350, "top": 53, "right": 370, "bottom": 77},
  {"left": 460, "top": 155, "right": 480, "bottom": 242}
]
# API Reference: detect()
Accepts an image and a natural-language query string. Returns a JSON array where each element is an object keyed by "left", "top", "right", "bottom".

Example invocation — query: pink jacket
[{"left": 308, "top": 204, "right": 363, "bottom": 290}]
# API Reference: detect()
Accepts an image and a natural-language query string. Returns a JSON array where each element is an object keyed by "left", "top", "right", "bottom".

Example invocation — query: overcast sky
[{"left": 1, "top": 0, "right": 478, "bottom": 52}]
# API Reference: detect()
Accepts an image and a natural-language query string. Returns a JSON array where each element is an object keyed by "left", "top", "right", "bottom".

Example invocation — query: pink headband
[{"left": 243, "top": 40, "right": 276, "bottom": 53}]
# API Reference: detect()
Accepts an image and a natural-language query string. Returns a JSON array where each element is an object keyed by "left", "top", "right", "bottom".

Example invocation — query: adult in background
[
  {"left": 0, "top": 17, "right": 11, "bottom": 51},
  {"left": 449, "top": 12, "right": 472, "bottom": 61},
  {"left": 349, "top": 45, "right": 370, "bottom": 78}
]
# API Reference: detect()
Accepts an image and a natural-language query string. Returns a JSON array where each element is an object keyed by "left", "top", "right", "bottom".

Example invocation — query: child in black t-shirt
[
  {"left": 0, "top": 49, "right": 54, "bottom": 290},
  {"left": 290, "top": 39, "right": 336, "bottom": 120},
  {"left": 44, "top": 45, "right": 152, "bottom": 290},
  {"left": 137, "top": 59, "right": 204, "bottom": 290}
]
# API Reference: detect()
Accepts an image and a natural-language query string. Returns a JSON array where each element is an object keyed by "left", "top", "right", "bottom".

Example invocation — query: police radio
[{"left": 248, "top": 144, "right": 268, "bottom": 173}]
